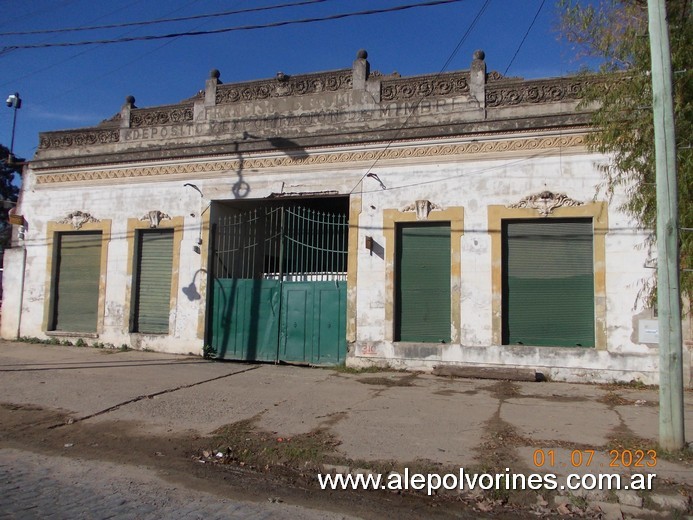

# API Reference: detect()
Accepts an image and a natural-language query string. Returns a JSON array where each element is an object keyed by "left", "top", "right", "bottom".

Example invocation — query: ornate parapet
[
  {"left": 38, "top": 129, "right": 120, "bottom": 150},
  {"left": 486, "top": 77, "right": 588, "bottom": 108},
  {"left": 130, "top": 104, "right": 194, "bottom": 127},
  {"left": 215, "top": 69, "right": 352, "bottom": 104},
  {"left": 380, "top": 71, "right": 470, "bottom": 101}
]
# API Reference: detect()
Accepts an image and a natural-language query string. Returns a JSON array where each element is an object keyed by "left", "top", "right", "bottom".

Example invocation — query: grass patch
[
  {"left": 599, "top": 380, "right": 658, "bottom": 391},
  {"left": 200, "top": 417, "right": 342, "bottom": 472},
  {"left": 198, "top": 417, "right": 465, "bottom": 495}
]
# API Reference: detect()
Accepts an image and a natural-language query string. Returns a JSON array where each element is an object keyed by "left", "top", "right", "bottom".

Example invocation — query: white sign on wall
[{"left": 638, "top": 319, "right": 659, "bottom": 344}]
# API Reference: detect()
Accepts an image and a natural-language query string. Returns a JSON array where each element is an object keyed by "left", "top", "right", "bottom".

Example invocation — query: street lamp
[{"left": 5, "top": 92, "right": 21, "bottom": 163}]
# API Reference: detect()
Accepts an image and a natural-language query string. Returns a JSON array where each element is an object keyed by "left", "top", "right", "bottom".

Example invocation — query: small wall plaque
[{"left": 638, "top": 319, "right": 659, "bottom": 344}]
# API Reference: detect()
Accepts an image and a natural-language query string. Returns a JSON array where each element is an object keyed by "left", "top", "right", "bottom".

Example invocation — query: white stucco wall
[
  {"left": 5, "top": 135, "right": 688, "bottom": 385},
  {"left": 348, "top": 144, "right": 676, "bottom": 385},
  {"left": 6, "top": 151, "right": 365, "bottom": 354}
]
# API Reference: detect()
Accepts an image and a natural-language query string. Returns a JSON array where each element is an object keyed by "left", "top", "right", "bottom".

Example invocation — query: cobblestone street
[{"left": 0, "top": 449, "right": 347, "bottom": 520}]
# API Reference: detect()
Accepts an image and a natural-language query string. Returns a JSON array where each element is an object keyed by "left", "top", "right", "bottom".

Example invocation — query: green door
[
  {"left": 211, "top": 278, "right": 280, "bottom": 361},
  {"left": 503, "top": 219, "right": 594, "bottom": 347},
  {"left": 133, "top": 230, "right": 173, "bottom": 333},
  {"left": 396, "top": 223, "right": 451, "bottom": 342},
  {"left": 279, "top": 281, "right": 346, "bottom": 364},
  {"left": 53, "top": 232, "right": 102, "bottom": 332}
]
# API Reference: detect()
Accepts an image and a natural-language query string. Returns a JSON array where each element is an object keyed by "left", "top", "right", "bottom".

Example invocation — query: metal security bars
[{"left": 213, "top": 204, "right": 348, "bottom": 282}]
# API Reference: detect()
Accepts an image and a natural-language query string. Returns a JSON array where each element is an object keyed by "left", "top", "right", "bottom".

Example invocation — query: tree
[
  {"left": 0, "top": 143, "right": 22, "bottom": 252},
  {"left": 558, "top": 0, "right": 692, "bottom": 304}
]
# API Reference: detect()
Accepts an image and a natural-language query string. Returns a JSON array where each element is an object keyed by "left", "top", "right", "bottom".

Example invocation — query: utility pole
[{"left": 647, "top": 0, "right": 685, "bottom": 451}]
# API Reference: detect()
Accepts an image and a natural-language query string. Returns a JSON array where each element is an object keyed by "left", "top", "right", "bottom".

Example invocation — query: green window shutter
[
  {"left": 396, "top": 223, "right": 451, "bottom": 342},
  {"left": 54, "top": 232, "right": 102, "bottom": 332},
  {"left": 503, "top": 219, "right": 594, "bottom": 347},
  {"left": 134, "top": 230, "right": 174, "bottom": 334}
]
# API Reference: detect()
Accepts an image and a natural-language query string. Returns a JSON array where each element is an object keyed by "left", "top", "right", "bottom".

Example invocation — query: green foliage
[
  {"left": 558, "top": 0, "right": 693, "bottom": 303},
  {"left": 0, "top": 143, "right": 22, "bottom": 253},
  {"left": 0, "top": 144, "right": 20, "bottom": 204}
]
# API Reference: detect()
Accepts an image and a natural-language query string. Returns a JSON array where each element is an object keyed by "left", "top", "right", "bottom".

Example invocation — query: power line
[
  {"left": 349, "top": 0, "right": 491, "bottom": 194},
  {"left": 503, "top": 0, "right": 546, "bottom": 76},
  {"left": 0, "top": 0, "right": 331, "bottom": 36},
  {"left": 1, "top": 0, "right": 465, "bottom": 51},
  {"left": 0, "top": 0, "right": 202, "bottom": 87}
]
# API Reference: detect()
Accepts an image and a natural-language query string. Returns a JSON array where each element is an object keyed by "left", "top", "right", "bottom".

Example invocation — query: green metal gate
[{"left": 208, "top": 204, "right": 348, "bottom": 365}]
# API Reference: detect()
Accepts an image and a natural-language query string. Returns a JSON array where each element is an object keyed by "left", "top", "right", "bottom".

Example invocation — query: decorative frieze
[
  {"left": 381, "top": 71, "right": 470, "bottom": 101},
  {"left": 486, "top": 78, "right": 586, "bottom": 108},
  {"left": 34, "top": 134, "right": 587, "bottom": 184},
  {"left": 216, "top": 70, "right": 352, "bottom": 104},
  {"left": 130, "top": 105, "right": 194, "bottom": 128},
  {"left": 39, "top": 130, "right": 120, "bottom": 150},
  {"left": 58, "top": 211, "right": 101, "bottom": 229},
  {"left": 508, "top": 191, "right": 584, "bottom": 217}
]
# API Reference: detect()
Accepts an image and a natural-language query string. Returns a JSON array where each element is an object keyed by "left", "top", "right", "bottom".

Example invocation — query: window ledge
[{"left": 46, "top": 331, "right": 99, "bottom": 339}]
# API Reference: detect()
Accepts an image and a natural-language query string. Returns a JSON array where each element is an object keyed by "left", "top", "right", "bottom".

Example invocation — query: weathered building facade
[{"left": 3, "top": 50, "right": 690, "bottom": 384}]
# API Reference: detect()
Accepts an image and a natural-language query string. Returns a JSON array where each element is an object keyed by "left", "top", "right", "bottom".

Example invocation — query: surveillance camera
[{"left": 5, "top": 96, "right": 13, "bottom": 107}]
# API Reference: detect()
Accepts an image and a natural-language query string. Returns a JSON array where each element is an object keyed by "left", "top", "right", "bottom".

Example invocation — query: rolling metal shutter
[
  {"left": 503, "top": 219, "right": 594, "bottom": 347},
  {"left": 54, "top": 232, "right": 101, "bottom": 332},
  {"left": 396, "top": 223, "right": 451, "bottom": 342},
  {"left": 134, "top": 230, "right": 174, "bottom": 334}
]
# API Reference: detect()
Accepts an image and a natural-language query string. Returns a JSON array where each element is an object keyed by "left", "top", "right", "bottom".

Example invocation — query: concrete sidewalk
[{"left": 1, "top": 340, "right": 691, "bottom": 514}]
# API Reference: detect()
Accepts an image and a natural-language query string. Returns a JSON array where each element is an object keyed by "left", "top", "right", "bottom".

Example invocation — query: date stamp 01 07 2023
[{"left": 532, "top": 448, "right": 658, "bottom": 469}]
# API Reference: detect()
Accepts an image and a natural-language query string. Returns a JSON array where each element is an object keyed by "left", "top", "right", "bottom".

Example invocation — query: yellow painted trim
[
  {"left": 487, "top": 202, "right": 608, "bottom": 349},
  {"left": 43, "top": 219, "right": 112, "bottom": 334},
  {"left": 125, "top": 216, "right": 184, "bottom": 334},
  {"left": 383, "top": 206, "right": 464, "bottom": 342},
  {"left": 346, "top": 195, "right": 361, "bottom": 343}
]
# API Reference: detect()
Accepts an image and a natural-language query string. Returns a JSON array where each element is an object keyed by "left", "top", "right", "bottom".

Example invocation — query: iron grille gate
[{"left": 208, "top": 204, "right": 348, "bottom": 365}]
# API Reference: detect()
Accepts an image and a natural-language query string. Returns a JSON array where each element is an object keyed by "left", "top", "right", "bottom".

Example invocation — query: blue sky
[{"left": 0, "top": 0, "right": 593, "bottom": 161}]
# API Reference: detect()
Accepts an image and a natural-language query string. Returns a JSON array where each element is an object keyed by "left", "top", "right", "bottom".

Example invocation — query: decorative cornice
[
  {"left": 34, "top": 134, "right": 587, "bottom": 185},
  {"left": 215, "top": 70, "right": 352, "bottom": 104},
  {"left": 508, "top": 190, "right": 584, "bottom": 217},
  {"left": 486, "top": 78, "right": 587, "bottom": 108},
  {"left": 39, "top": 130, "right": 120, "bottom": 150},
  {"left": 381, "top": 71, "right": 470, "bottom": 101},
  {"left": 57, "top": 211, "right": 101, "bottom": 229},
  {"left": 130, "top": 104, "right": 194, "bottom": 128}
]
